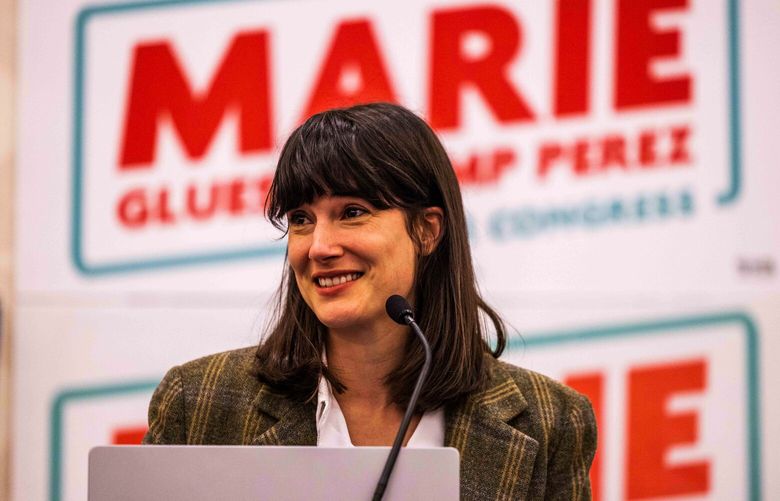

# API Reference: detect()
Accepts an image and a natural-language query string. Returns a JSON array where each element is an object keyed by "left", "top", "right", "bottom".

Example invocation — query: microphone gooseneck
[{"left": 372, "top": 295, "right": 433, "bottom": 501}]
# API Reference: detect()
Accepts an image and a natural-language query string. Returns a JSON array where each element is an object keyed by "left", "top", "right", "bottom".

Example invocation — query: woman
[{"left": 144, "top": 103, "right": 597, "bottom": 500}]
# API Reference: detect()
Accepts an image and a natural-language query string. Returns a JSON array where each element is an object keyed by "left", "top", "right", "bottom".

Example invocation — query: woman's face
[{"left": 286, "top": 196, "right": 417, "bottom": 333}]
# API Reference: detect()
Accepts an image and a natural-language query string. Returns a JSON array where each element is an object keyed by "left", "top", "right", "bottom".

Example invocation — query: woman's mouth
[{"left": 316, "top": 272, "right": 363, "bottom": 288}]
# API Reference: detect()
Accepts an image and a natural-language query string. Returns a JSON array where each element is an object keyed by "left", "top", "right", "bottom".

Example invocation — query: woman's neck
[
  {"left": 325, "top": 321, "right": 409, "bottom": 408},
  {"left": 324, "top": 322, "right": 420, "bottom": 446}
]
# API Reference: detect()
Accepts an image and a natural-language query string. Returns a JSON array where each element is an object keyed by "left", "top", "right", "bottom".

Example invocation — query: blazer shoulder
[
  {"left": 176, "top": 346, "right": 259, "bottom": 387},
  {"left": 492, "top": 358, "right": 597, "bottom": 449},
  {"left": 144, "top": 346, "right": 267, "bottom": 445},
  {"left": 494, "top": 360, "right": 598, "bottom": 499},
  {"left": 175, "top": 346, "right": 268, "bottom": 411},
  {"left": 495, "top": 358, "right": 591, "bottom": 411}
]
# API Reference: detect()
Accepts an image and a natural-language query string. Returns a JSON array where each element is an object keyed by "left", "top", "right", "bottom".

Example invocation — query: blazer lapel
[
  {"left": 446, "top": 360, "right": 540, "bottom": 500},
  {"left": 248, "top": 386, "right": 317, "bottom": 446}
]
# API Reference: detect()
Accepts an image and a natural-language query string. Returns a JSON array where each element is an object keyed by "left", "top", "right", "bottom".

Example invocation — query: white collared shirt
[{"left": 315, "top": 374, "right": 445, "bottom": 447}]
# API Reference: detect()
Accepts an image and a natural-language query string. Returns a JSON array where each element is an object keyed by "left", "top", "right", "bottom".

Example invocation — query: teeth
[{"left": 317, "top": 273, "right": 361, "bottom": 288}]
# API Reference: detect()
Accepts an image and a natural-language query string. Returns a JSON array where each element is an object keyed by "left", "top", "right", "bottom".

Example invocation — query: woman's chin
[
  {"left": 319, "top": 317, "right": 364, "bottom": 332},
  {"left": 314, "top": 308, "right": 378, "bottom": 333}
]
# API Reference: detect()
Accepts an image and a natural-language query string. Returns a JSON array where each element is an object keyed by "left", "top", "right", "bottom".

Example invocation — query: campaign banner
[
  {"left": 17, "top": 0, "right": 779, "bottom": 294},
  {"left": 40, "top": 309, "right": 760, "bottom": 501}
]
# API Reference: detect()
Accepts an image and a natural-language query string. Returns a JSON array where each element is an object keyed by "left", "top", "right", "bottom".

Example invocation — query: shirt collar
[{"left": 315, "top": 351, "right": 445, "bottom": 447}]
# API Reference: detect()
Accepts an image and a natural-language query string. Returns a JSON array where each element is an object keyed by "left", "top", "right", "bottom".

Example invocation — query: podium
[{"left": 89, "top": 446, "right": 459, "bottom": 500}]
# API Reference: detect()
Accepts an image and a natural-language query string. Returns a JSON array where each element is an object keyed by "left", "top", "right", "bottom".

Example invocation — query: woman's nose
[{"left": 308, "top": 223, "right": 344, "bottom": 261}]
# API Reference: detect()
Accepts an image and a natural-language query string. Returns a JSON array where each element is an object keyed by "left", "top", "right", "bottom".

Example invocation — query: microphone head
[{"left": 385, "top": 295, "right": 414, "bottom": 325}]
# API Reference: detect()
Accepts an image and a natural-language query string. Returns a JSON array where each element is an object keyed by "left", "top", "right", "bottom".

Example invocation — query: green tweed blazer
[{"left": 144, "top": 347, "right": 596, "bottom": 500}]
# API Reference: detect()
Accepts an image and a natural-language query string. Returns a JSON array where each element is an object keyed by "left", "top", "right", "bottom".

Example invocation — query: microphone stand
[{"left": 371, "top": 314, "right": 432, "bottom": 501}]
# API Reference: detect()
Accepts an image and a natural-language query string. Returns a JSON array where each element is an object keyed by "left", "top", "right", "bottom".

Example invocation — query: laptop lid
[{"left": 89, "top": 446, "right": 459, "bottom": 500}]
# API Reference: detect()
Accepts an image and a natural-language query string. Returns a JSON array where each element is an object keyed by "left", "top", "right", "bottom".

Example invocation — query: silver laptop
[{"left": 89, "top": 446, "right": 459, "bottom": 500}]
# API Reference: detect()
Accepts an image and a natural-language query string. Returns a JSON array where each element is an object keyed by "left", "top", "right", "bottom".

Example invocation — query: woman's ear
[{"left": 418, "top": 207, "right": 444, "bottom": 256}]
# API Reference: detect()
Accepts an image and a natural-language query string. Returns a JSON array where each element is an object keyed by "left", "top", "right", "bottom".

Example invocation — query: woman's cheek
[{"left": 286, "top": 238, "right": 309, "bottom": 272}]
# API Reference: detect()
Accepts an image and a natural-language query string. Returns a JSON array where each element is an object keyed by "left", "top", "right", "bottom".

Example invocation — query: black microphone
[
  {"left": 385, "top": 294, "right": 414, "bottom": 324},
  {"left": 372, "top": 295, "right": 433, "bottom": 501}
]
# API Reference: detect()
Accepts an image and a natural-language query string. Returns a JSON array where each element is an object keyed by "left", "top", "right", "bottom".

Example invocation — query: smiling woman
[
  {"left": 143, "top": 103, "right": 597, "bottom": 500},
  {"left": 257, "top": 103, "right": 498, "bottom": 413}
]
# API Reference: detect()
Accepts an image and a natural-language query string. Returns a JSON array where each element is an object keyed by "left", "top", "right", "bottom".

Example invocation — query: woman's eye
[
  {"left": 287, "top": 212, "right": 309, "bottom": 226},
  {"left": 343, "top": 206, "right": 368, "bottom": 219}
]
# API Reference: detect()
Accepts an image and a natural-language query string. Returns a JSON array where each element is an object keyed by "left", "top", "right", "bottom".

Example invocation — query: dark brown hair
[{"left": 255, "top": 102, "right": 506, "bottom": 411}]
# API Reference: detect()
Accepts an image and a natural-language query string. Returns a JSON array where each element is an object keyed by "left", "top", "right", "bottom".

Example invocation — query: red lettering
[
  {"left": 117, "top": 188, "right": 148, "bottom": 228},
  {"left": 301, "top": 20, "right": 397, "bottom": 119},
  {"left": 627, "top": 359, "right": 709, "bottom": 499},
  {"left": 536, "top": 124, "right": 691, "bottom": 179},
  {"left": 117, "top": 174, "right": 271, "bottom": 229},
  {"left": 537, "top": 143, "right": 563, "bottom": 179},
  {"left": 554, "top": 0, "right": 591, "bottom": 116},
  {"left": 600, "top": 135, "right": 627, "bottom": 170},
  {"left": 565, "top": 372, "right": 604, "bottom": 501},
  {"left": 227, "top": 179, "right": 246, "bottom": 214},
  {"left": 573, "top": 139, "right": 590, "bottom": 175},
  {"left": 255, "top": 174, "right": 274, "bottom": 210},
  {"left": 452, "top": 154, "right": 480, "bottom": 184},
  {"left": 452, "top": 147, "right": 517, "bottom": 185},
  {"left": 119, "top": 31, "right": 273, "bottom": 168},
  {"left": 669, "top": 125, "right": 691, "bottom": 164},
  {"left": 156, "top": 189, "right": 176, "bottom": 224},
  {"left": 186, "top": 184, "right": 219, "bottom": 220},
  {"left": 429, "top": 6, "right": 534, "bottom": 130},
  {"left": 493, "top": 148, "right": 516, "bottom": 181},
  {"left": 639, "top": 130, "right": 657, "bottom": 166},
  {"left": 112, "top": 426, "right": 148, "bottom": 445},
  {"left": 615, "top": 0, "right": 692, "bottom": 109}
]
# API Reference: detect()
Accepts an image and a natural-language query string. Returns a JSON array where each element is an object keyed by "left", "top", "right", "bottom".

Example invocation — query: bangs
[{"left": 266, "top": 110, "right": 419, "bottom": 230}]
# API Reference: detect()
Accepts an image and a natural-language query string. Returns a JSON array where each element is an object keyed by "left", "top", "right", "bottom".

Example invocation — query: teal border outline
[
  {"left": 49, "top": 311, "right": 761, "bottom": 501},
  {"left": 718, "top": 0, "right": 743, "bottom": 205},
  {"left": 49, "top": 380, "right": 159, "bottom": 501},
  {"left": 70, "top": 0, "right": 744, "bottom": 276}
]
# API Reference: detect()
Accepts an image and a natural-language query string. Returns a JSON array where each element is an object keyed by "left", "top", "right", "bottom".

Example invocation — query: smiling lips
[{"left": 315, "top": 272, "right": 363, "bottom": 288}]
